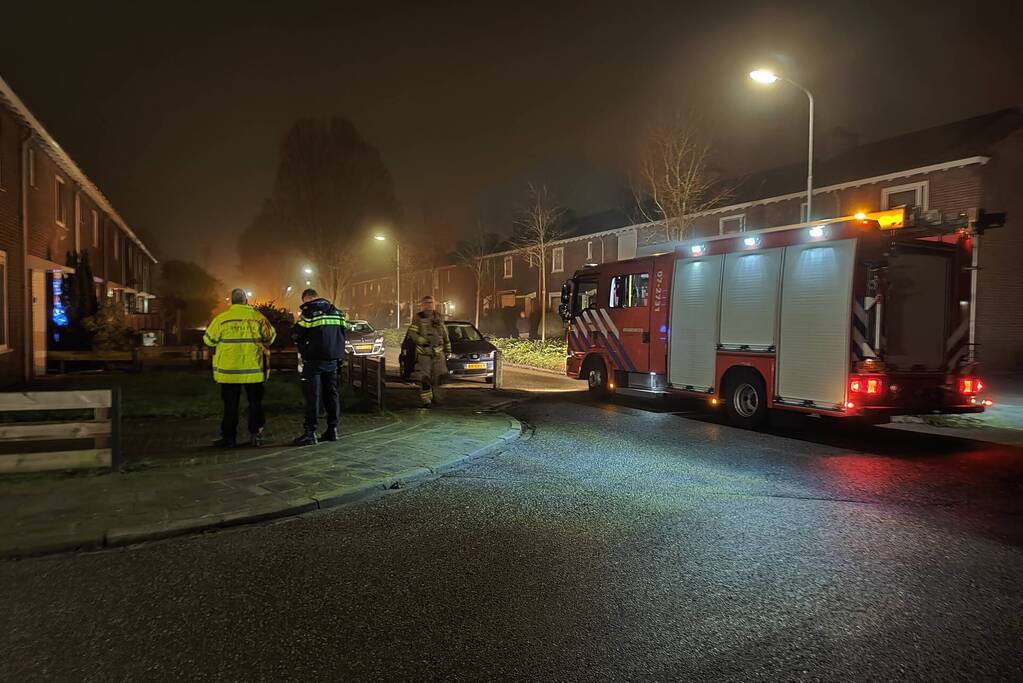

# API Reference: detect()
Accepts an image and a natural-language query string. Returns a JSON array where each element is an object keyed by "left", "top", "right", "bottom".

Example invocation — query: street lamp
[
  {"left": 302, "top": 266, "right": 313, "bottom": 275},
  {"left": 750, "top": 68, "right": 815, "bottom": 220},
  {"left": 374, "top": 233, "right": 400, "bottom": 328}
]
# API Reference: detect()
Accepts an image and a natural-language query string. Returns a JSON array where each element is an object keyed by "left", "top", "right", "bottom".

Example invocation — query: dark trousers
[
  {"left": 221, "top": 382, "right": 266, "bottom": 440},
  {"left": 302, "top": 360, "right": 339, "bottom": 432}
]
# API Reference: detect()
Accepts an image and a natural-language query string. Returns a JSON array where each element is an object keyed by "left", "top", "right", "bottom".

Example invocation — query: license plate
[
  {"left": 465, "top": 362, "right": 487, "bottom": 370},
  {"left": 355, "top": 345, "right": 373, "bottom": 352}
]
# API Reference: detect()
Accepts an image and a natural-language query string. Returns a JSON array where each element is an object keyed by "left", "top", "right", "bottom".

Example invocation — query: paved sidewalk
[{"left": 0, "top": 409, "right": 521, "bottom": 558}]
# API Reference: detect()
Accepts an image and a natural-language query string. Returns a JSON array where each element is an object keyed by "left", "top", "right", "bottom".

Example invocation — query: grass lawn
[{"left": 30, "top": 369, "right": 370, "bottom": 419}]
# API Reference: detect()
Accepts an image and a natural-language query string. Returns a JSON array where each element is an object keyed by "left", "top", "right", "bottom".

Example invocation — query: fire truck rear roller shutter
[{"left": 776, "top": 238, "right": 857, "bottom": 408}]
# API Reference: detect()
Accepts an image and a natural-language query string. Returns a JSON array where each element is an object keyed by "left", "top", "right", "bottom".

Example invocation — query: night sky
[{"left": 2, "top": 0, "right": 1020, "bottom": 284}]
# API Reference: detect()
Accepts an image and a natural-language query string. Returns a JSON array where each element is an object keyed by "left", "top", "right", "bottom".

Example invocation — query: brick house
[{"left": 0, "top": 75, "right": 158, "bottom": 386}]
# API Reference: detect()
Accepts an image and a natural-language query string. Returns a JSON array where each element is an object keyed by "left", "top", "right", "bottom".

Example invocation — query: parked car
[
  {"left": 398, "top": 320, "right": 497, "bottom": 382},
  {"left": 344, "top": 320, "right": 385, "bottom": 358}
]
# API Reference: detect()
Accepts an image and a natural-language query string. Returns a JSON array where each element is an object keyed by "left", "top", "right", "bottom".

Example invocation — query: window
[
  {"left": 503, "top": 256, "right": 513, "bottom": 278},
  {"left": 28, "top": 149, "right": 36, "bottom": 187},
  {"left": 55, "top": 176, "right": 67, "bottom": 227},
  {"left": 586, "top": 241, "right": 593, "bottom": 261},
  {"left": 719, "top": 214, "right": 746, "bottom": 234},
  {"left": 91, "top": 210, "right": 99, "bottom": 247},
  {"left": 551, "top": 247, "right": 564, "bottom": 273},
  {"left": 882, "top": 181, "right": 928, "bottom": 212},
  {"left": 575, "top": 278, "right": 598, "bottom": 313},
  {"left": 0, "top": 250, "right": 7, "bottom": 350},
  {"left": 800, "top": 202, "right": 808, "bottom": 222},
  {"left": 608, "top": 272, "right": 650, "bottom": 308}
]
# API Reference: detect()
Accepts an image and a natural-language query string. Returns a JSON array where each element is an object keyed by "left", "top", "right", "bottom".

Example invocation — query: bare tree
[
  {"left": 272, "top": 118, "right": 398, "bottom": 304},
  {"left": 635, "top": 111, "right": 730, "bottom": 243},
  {"left": 513, "top": 184, "right": 565, "bottom": 341},
  {"left": 453, "top": 223, "right": 499, "bottom": 327}
]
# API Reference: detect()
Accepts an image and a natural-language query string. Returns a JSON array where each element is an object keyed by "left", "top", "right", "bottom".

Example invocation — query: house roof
[
  {"left": 725, "top": 106, "right": 1023, "bottom": 205},
  {"left": 0, "top": 74, "right": 157, "bottom": 263}
]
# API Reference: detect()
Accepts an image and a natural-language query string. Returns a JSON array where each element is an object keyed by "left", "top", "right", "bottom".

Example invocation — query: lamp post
[
  {"left": 374, "top": 234, "right": 400, "bottom": 328},
  {"left": 750, "top": 69, "right": 814, "bottom": 221}
]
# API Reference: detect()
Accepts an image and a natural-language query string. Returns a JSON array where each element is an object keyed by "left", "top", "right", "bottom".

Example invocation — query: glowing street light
[
  {"left": 374, "top": 232, "right": 401, "bottom": 328},
  {"left": 750, "top": 68, "right": 815, "bottom": 220},
  {"left": 302, "top": 266, "right": 313, "bottom": 275},
  {"left": 246, "top": 290, "right": 253, "bottom": 298},
  {"left": 749, "top": 69, "right": 779, "bottom": 84}
]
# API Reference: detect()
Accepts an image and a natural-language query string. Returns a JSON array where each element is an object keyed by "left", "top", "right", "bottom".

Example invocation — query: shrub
[
  {"left": 490, "top": 337, "right": 567, "bottom": 371},
  {"left": 83, "top": 300, "right": 134, "bottom": 351},
  {"left": 256, "top": 301, "right": 296, "bottom": 348}
]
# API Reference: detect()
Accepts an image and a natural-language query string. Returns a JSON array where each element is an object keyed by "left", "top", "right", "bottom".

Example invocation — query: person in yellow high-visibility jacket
[{"left": 203, "top": 289, "right": 276, "bottom": 447}]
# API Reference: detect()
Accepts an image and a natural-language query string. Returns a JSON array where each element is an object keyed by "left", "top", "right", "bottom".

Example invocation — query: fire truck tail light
[
  {"left": 849, "top": 376, "right": 883, "bottom": 395},
  {"left": 958, "top": 377, "right": 984, "bottom": 394}
]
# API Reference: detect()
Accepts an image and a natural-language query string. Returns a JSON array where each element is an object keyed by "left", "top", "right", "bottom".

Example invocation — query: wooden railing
[
  {"left": 340, "top": 356, "right": 386, "bottom": 411},
  {"left": 0, "top": 389, "right": 122, "bottom": 474}
]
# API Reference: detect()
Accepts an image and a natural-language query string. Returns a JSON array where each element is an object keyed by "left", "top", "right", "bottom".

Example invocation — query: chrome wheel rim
[{"left": 734, "top": 383, "right": 759, "bottom": 417}]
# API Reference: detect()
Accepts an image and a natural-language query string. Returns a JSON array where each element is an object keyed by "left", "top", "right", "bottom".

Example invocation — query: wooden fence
[
  {"left": 0, "top": 389, "right": 122, "bottom": 474},
  {"left": 340, "top": 356, "right": 386, "bottom": 411}
]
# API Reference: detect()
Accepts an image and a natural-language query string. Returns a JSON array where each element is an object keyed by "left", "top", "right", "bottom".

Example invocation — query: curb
[
  {"left": 2, "top": 414, "right": 524, "bottom": 560},
  {"left": 503, "top": 362, "right": 567, "bottom": 376}
]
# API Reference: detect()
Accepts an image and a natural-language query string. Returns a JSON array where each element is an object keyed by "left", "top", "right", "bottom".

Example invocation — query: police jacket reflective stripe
[
  {"left": 203, "top": 304, "right": 276, "bottom": 384},
  {"left": 292, "top": 298, "right": 347, "bottom": 361}
]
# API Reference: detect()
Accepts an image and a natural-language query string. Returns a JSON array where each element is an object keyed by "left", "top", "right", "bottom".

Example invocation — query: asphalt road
[{"left": 3, "top": 387, "right": 1023, "bottom": 681}]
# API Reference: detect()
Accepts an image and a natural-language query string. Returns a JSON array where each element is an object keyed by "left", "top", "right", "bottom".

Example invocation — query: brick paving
[{"left": 0, "top": 407, "right": 521, "bottom": 558}]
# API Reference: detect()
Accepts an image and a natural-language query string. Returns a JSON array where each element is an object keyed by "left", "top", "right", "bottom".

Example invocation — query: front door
[{"left": 31, "top": 270, "right": 46, "bottom": 377}]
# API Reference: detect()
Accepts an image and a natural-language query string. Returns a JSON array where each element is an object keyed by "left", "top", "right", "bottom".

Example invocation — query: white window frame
[
  {"left": 503, "top": 255, "right": 513, "bottom": 279},
  {"left": 551, "top": 246, "right": 564, "bottom": 273},
  {"left": 881, "top": 180, "right": 929, "bottom": 211},
  {"left": 28, "top": 149, "right": 36, "bottom": 187},
  {"left": 0, "top": 250, "right": 7, "bottom": 351},
  {"left": 91, "top": 210, "right": 99, "bottom": 247},
  {"left": 719, "top": 214, "right": 746, "bottom": 235},
  {"left": 55, "top": 176, "right": 67, "bottom": 227},
  {"left": 586, "top": 241, "right": 593, "bottom": 261}
]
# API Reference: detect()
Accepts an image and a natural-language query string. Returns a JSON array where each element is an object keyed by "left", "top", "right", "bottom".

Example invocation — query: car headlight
[
  {"left": 446, "top": 353, "right": 460, "bottom": 360},
  {"left": 375, "top": 337, "right": 384, "bottom": 345},
  {"left": 345, "top": 342, "right": 354, "bottom": 352}
]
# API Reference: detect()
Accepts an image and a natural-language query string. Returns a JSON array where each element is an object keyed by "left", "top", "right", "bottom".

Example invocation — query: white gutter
[{"left": 0, "top": 75, "right": 157, "bottom": 264}]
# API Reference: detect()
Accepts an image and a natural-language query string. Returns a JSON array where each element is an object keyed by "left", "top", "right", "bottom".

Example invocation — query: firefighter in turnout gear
[
  {"left": 407, "top": 295, "right": 451, "bottom": 407},
  {"left": 203, "top": 288, "right": 277, "bottom": 448},
  {"left": 291, "top": 288, "right": 348, "bottom": 445}
]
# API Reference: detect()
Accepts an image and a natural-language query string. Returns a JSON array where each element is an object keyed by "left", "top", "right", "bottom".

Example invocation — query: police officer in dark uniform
[{"left": 291, "top": 288, "right": 347, "bottom": 445}]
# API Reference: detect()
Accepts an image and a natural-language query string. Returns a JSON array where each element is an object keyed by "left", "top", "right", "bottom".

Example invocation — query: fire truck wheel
[
  {"left": 584, "top": 357, "right": 610, "bottom": 400},
  {"left": 724, "top": 370, "right": 768, "bottom": 428}
]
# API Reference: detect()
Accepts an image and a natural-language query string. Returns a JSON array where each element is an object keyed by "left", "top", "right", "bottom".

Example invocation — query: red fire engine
[{"left": 558, "top": 209, "right": 1001, "bottom": 428}]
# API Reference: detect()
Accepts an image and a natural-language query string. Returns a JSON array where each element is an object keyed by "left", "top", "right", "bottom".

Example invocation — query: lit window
[
  {"left": 503, "top": 256, "right": 513, "bottom": 278},
  {"left": 55, "top": 176, "right": 67, "bottom": 227},
  {"left": 551, "top": 247, "right": 564, "bottom": 273},
  {"left": 719, "top": 214, "right": 746, "bottom": 234},
  {"left": 608, "top": 273, "right": 650, "bottom": 308},
  {"left": 882, "top": 181, "right": 928, "bottom": 212}
]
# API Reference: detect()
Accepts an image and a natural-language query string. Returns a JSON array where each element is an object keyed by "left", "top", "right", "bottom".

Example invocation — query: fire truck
[{"left": 558, "top": 209, "right": 1002, "bottom": 428}]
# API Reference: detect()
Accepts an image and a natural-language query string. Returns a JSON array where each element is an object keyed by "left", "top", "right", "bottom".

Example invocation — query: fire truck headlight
[{"left": 809, "top": 226, "right": 827, "bottom": 239}]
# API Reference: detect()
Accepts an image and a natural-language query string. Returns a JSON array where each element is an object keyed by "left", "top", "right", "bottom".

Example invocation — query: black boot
[
  {"left": 292, "top": 431, "right": 318, "bottom": 446},
  {"left": 320, "top": 427, "right": 338, "bottom": 442},
  {"left": 213, "top": 437, "right": 236, "bottom": 448}
]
